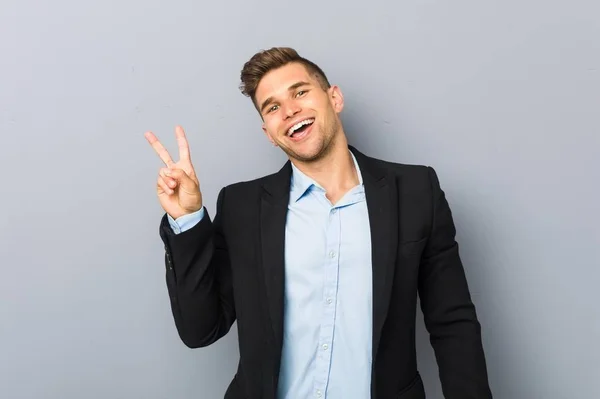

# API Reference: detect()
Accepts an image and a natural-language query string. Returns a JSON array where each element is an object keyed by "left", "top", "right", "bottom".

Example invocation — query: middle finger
[{"left": 146, "top": 131, "right": 175, "bottom": 167}]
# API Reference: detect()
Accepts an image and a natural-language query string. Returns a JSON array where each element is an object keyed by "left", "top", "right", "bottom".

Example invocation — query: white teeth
[{"left": 288, "top": 119, "right": 314, "bottom": 136}]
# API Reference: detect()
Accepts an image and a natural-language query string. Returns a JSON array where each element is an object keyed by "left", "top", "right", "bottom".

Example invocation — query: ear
[
  {"left": 328, "top": 85, "right": 344, "bottom": 113},
  {"left": 262, "top": 124, "right": 278, "bottom": 146}
]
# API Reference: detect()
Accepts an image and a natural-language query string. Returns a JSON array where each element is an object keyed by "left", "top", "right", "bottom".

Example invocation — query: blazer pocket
[
  {"left": 397, "top": 372, "right": 425, "bottom": 399},
  {"left": 400, "top": 237, "right": 427, "bottom": 257}
]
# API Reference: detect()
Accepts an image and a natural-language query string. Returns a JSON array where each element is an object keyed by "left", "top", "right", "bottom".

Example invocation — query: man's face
[{"left": 255, "top": 62, "right": 344, "bottom": 163}]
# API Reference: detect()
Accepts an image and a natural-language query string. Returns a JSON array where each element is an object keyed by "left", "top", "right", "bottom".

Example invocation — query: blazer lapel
[
  {"left": 259, "top": 162, "right": 292, "bottom": 365},
  {"left": 350, "top": 146, "right": 399, "bottom": 363}
]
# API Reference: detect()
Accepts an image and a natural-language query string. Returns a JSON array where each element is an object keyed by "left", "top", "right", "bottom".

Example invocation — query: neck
[{"left": 291, "top": 134, "right": 359, "bottom": 203}]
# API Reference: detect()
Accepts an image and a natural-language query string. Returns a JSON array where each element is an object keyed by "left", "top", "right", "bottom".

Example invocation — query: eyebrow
[{"left": 259, "top": 81, "right": 311, "bottom": 113}]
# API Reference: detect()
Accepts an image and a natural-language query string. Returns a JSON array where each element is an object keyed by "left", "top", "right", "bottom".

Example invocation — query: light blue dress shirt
[{"left": 168, "top": 152, "right": 373, "bottom": 399}]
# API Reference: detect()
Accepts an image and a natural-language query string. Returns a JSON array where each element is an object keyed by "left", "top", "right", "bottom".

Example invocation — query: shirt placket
[{"left": 313, "top": 204, "right": 342, "bottom": 398}]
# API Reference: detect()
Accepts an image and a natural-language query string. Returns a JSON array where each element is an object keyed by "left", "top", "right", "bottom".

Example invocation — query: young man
[{"left": 145, "top": 47, "right": 492, "bottom": 399}]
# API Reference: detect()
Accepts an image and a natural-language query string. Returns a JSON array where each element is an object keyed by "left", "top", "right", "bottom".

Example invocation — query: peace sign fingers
[
  {"left": 175, "top": 125, "right": 191, "bottom": 163},
  {"left": 145, "top": 131, "right": 176, "bottom": 168}
]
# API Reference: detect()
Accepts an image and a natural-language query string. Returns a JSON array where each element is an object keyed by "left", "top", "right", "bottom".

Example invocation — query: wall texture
[{"left": 1, "top": 0, "right": 598, "bottom": 398}]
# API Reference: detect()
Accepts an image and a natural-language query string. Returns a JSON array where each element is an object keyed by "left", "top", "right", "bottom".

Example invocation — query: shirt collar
[{"left": 289, "top": 150, "right": 364, "bottom": 203}]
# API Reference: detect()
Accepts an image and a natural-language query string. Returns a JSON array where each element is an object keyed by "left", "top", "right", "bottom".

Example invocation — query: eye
[
  {"left": 295, "top": 90, "right": 308, "bottom": 98},
  {"left": 268, "top": 104, "right": 279, "bottom": 113}
]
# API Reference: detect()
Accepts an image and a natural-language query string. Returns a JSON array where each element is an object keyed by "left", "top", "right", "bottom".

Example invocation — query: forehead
[{"left": 255, "top": 62, "right": 316, "bottom": 102}]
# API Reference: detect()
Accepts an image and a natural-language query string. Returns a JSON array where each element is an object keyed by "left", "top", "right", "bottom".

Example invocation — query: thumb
[{"left": 165, "top": 168, "right": 197, "bottom": 192}]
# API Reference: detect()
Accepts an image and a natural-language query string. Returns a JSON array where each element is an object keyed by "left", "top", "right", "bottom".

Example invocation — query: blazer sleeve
[
  {"left": 418, "top": 167, "right": 493, "bottom": 398},
  {"left": 158, "top": 187, "right": 236, "bottom": 348}
]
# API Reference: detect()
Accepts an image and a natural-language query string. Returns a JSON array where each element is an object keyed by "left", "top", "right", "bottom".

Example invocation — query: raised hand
[{"left": 145, "top": 126, "right": 203, "bottom": 220}]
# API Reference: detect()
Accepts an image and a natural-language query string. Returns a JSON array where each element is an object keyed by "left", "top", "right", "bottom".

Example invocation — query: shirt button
[
  {"left": 331, "top": 208, "right": 337, "bottom": 214},
  {"left": 322, "top": 343, "right": 328, "bottom": 350},
  {"left": 326, "top": 298, "right": 333, "bottom": 304},
  {"left": 316, "top": 390, "right": 322, "bottom": 398},
  {"left": 329, "top": 251, "right": 336, "bottom": 258}
]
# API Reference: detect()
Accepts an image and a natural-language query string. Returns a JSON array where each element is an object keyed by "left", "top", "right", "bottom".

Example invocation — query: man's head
[{"left": 239, "top": 47, "right": 346, "bottom": 163}]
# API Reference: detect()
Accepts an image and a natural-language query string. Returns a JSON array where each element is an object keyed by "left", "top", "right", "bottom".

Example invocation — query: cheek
[
  {"left": 264, "top": 120, "right": 281, "bottom": 137},
  {"left": 309, "top": 98, "right": 330, "bottom": 116}
]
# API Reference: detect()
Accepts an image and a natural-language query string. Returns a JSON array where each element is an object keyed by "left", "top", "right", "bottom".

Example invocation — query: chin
[
  {"left": 279, "top": 125, "right": 335, "bottom": 162},
  {"left": 289, "top": 142, "right": 330, "bottom": 163}
]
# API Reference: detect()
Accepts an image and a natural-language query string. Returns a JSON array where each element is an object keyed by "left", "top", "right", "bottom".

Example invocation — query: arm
[
  {"left": 418, "top": 167, "right": 493, "bottom": 398},
  {"left": 159, "top": 187, "right": 236, "bottom": 348}
]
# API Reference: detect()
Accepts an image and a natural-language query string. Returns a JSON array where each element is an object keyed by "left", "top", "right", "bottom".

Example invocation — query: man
[{"left": 145, "top": 47, "right": 492, "bottom": 399}]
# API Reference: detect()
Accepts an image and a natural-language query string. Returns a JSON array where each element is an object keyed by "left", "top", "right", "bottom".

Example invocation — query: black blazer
[{"left": 159, "top": 146, "right": 492, "bottom": 399}]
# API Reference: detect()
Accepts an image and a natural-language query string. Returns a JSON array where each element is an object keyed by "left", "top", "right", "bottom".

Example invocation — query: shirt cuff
[{"left": 167, "top": 207, "right": 205, "bottom": 234}]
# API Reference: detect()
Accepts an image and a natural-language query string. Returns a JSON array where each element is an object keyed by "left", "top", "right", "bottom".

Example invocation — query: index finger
[
  {"left": 145, "top": 131, "right": 175, "bottom": 167},
  {"left": 175, "top": 125, "right": 191, "bottom": 162}
]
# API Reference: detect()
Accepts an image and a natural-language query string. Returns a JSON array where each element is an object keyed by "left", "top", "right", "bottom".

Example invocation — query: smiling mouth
[
  {"left": 287, "top": 118, "right": 315, "bottom": 138},
  {"left": 287, "top": 124, "right": 313, "bottom": 142}
]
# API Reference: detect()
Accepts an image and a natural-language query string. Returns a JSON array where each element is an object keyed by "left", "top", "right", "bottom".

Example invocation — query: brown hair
[{"left": 239, "top": 47, "right": 331, "bottom": 109}]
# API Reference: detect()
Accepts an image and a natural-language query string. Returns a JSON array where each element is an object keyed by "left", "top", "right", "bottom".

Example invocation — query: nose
[{"left": 283, "top": 101, "right": 301, "bottom": 119}]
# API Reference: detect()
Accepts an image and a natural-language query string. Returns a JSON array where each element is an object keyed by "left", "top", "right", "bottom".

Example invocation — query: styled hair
[{"left": 239, "top": 47, "right": 331, "bottom": 109}]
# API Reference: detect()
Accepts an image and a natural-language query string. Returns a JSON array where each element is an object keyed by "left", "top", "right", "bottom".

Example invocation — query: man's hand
[{"left": 145, "top": 126, "right": 203, "bottom": 220}]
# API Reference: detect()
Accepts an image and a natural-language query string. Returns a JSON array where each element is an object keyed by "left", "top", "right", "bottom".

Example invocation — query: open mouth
[{"left": 287, "top": 119, "right": 314, "bottom": 140}]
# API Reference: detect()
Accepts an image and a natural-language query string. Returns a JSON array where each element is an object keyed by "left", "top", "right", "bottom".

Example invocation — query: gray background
[{"left": 1, "top": 0, "right": 598, "bottom": 398}]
